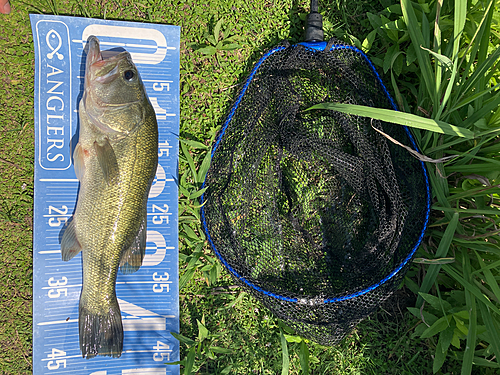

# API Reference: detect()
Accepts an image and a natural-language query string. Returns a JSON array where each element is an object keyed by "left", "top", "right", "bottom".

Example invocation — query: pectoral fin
[
  {"left": 94, "top": 138, "right": 119, "bottom": 185},
  {"left": 61, "top": 219, "right": 82, "bottom": 261},
  {"left": 119, "top": 215, "right": 146, "bottom": 274},
  {"left": 73, "top": 143, "right": 85, "bottom": 181}
]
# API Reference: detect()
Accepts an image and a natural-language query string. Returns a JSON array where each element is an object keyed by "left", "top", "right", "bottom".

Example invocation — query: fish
[{"left": 61, "top": 35, "right": 158, "bottom": 359}]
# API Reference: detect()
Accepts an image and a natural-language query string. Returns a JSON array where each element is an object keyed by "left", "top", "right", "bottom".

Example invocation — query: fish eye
[{"left": 123, "top": 70, "right": 135, "bottom": 81}]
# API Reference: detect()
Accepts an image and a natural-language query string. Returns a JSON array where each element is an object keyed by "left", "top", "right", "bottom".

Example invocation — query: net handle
[{"left": 304, "top": 0, "right": 324, "bottom": 42}]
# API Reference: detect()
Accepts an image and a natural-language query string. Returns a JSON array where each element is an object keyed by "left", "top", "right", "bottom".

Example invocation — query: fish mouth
[
  {"left": 84, "top": 36, "right": 104, "bottom": 90},
  {"left": 84, "top": 37, "right": 137, "bottom": 90},
  {"left": 85, "top": 37, "right": 129, "bottom": 85}
]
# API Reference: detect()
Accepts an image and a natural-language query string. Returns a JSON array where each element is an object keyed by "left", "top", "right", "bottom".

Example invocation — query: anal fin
[
  {"left": 61, "top": 219, "right": 82, "bottom": 261},
  {"left": 119, "top": 215, "right": 147, "bottom": 274}
]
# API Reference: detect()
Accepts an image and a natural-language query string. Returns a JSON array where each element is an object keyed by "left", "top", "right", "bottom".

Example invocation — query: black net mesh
[{"left": 200, "top": 40, "right": 430, "bottom": 345}]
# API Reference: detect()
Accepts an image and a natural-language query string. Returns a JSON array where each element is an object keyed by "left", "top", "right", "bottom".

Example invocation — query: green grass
[
  {"left": 0, "top": 4, "right": 35, "bottom": 374},
  {"left": 361, "top": 1, "right": 500, "bottom": 374},
  {"left": 176, "top": 276, "right": 440, "bottom": 374},
  {"left": 1, "top": 0, "right": 500, "bottom": 374}
]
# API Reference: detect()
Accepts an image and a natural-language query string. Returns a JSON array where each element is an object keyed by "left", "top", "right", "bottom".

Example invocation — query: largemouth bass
[{"left": 61, "top": 36, "right": 158, "bottom": 359}]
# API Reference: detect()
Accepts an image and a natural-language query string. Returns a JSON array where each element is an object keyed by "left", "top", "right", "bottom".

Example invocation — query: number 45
[
  {"left": 47, "top": 348, "right": 66, "bottom": 370},
  {"left": 153, "top": 340, "right": 172, "bottom": 362}
]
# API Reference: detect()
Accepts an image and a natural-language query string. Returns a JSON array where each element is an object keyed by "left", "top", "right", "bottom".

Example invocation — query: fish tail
[{"left": 79, "top": 297, "right": 123, "bottom": 359}]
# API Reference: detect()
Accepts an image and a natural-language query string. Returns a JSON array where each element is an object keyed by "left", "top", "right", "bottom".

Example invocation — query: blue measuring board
[{"left": 30, "top": 14, "right": 180, "bottom": 375}]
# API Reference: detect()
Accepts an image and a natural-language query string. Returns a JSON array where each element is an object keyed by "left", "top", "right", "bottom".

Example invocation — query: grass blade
[
  {"left": 474, "top": 252, "right": 500, "bottom": 305},
  {"left": 299, "top": 340, "right": 310, "bottom": 374},
  {"left": 280, "top": 330, "right": 290, "bottom": 375},
  {"left": 179, "top": 267, "right": 196, "bottom": 290},
  {"left": 436, "top": 59, "right": 458, "bottom": 119},
  {"left": 401, "top": 0, "right": 437, "bottom": 106},
  {"left": 427, "top": 131, "right": 499, "bottom": 154},
  {"left": 306, "top": 103, "right": 474, "bottom": 138},
  {"left": 447, "top": 185, "right": 500, "bottom": 202},
  {"left": 471, "top": 259, "right": 500, "bottom": 275},
  {"left": 461, "top": 91, "right": 500, "bottom": 130},
  {"left": 416, "top": 212, "right": 459, "bottom": 307},
  {"left": 461, "top": 250, "right": 476, "bottom": 375},
  {"left": 181, "top": 141, "right": 198, "bottom": 184},
  {"left": 446, "top": 83, "right": 500, "bottom": 114},
  {"left": 442, "top": 264, "right": 500, "bottom": 316},
  {"left": 474, "top": 0, "right": 494, "bottom": 109},
  {"left": 457, "top": 0, "right": 495, "bottom": 86},
  {"left": 456, "top": 45, "right": 500, "bottom": 106},
  {"left": 189, "top": 187, "right": 208, "bottom": 200},
  {"left": 184, "top": 346, "right": 196, "bottom": 375},
  {"left": 452, "top": 0, "right": 467, "bottom": 59},
  {"left": 197, "top": 147, "right": 212, "bottom": 183},
  {"left": 443, "top": 153, "right": 500, "bottom": 168},
  {"left": 426, "top": 165, "right": 452, "bottom": 218},
  {"left": 433, "top": 206, "right": 500, "bottom": 216},
  {"left": 444, "top": 162, "right": 500, "bottom": 174},
  {"left": 478, "top": 303, "right": 500, "bottom": 368}
]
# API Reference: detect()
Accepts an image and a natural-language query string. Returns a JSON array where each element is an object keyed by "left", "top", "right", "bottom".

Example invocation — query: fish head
[{"left": 83, "top": 36, "right": 148, "bottom": 136}]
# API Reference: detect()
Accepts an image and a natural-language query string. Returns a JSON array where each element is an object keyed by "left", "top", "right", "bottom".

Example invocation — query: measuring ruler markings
[{"left": 32, "top": 15, "right": 180, "bottom": 374}]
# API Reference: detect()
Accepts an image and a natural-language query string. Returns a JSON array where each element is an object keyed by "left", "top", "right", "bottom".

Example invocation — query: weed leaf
[
  {"left": 197, "top": 45, "right": 217, "bottom": 55},
  {"left": 171, "top": 332, "right": 196, "bottom": 347},
  {"left": 197, "top": 319, "right": 209, "bottom": 342},
  {"left": 421, "top": 315, "right": 452, "bottom": 339},
  {"left": 214, "top": 18, "right": 223, "bottom": 42},
  {"left": 433, "top": 334, "right": 447, "bottom": 373}
]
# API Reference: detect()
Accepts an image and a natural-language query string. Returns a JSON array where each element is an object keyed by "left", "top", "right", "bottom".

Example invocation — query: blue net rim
[{"left": 200, "top": 41, "right": 431, "bottom": 304}]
